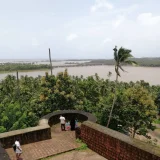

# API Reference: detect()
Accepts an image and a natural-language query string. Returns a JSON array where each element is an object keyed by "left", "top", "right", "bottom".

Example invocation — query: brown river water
[{"left": 0, "top": 65, "right": 160, "bottom": 85}]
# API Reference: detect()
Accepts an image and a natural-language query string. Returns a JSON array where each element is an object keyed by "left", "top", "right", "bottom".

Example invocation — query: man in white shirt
[
  {"left": 15, "top": 138, "right": 22, "bottom": 159},
  {"left": 59, "top": 115, "right": 66, "bottom": 131}
]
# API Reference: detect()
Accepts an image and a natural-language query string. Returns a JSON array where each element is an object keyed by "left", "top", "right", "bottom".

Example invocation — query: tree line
[
  {"left": 0, "top": 70, "right": 160, "bottom": 138},
  {"left": 0, "top": 63, "right": 50, "bottom": 72}
]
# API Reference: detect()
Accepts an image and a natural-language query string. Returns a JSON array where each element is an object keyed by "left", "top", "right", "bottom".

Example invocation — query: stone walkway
[
  {"left": 6, "top": 124, "right": 80, "bottom": 160},
  {"left": 48, "top": 149, "right": 107, "bottom": 160}
]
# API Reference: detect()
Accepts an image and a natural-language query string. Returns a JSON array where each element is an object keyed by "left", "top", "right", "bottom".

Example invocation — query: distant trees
[
  {"left": 0, "top": 70, "right": 159, "bottom": 141},
  {"left": 0, "top": 63, "right": 50, "bottom": 72}
]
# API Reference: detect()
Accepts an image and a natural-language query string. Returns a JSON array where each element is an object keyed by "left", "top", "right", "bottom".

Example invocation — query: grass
[
  {"left": 154, "top": 119, "right": 160, "bottom": 124},
  {"left": 75, "top": 139, "right": 88, "bottom": 151}
]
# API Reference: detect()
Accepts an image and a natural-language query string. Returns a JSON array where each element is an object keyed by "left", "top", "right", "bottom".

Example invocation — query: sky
[{"left": 0, "top": 0, "right": 160, "bottom": 59}]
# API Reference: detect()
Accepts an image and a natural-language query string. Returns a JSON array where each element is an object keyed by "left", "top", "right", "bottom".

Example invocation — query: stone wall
[
  {"left": 0, "top": 126, "right": 51, "bottom": 149},
  {"left": 39, "top": 110, "right": 97, "bottom": 127},
  {"left": 0, "top": 110, "right": 96, "bottom": 149},
  {"left": 79, "top": 121, "right": 160, "bottom": 160}
]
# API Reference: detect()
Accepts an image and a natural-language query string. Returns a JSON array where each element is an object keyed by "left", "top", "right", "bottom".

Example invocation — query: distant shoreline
[
  {"left": 0, "top": 65, "right": 160, "bottom": 85},
  {"left": 0, "top": 68, "right": 49, "bottom": 74},
  {"left": 0, "top": 64, "right": 160, "bottom": 75}
]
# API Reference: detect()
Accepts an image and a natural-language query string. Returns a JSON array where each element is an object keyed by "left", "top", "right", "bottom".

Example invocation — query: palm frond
[
  {"left": 118, "top": 47, "right": 133, "bottom": 62},
  {"left": 119, "top": 65, "right": 126, "bottom": 72},
  {"left": 124, "top": 60, "right": 137, "bottom": 65}
]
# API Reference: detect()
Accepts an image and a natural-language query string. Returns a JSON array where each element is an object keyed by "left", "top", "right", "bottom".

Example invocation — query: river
[{"left": 0, "top": 65, "right": 160, "bottom": 85}]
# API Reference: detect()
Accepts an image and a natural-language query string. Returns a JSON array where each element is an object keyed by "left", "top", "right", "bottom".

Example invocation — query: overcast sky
[{"left": 0, "top": 0, "right": 160, "bottom": 59}]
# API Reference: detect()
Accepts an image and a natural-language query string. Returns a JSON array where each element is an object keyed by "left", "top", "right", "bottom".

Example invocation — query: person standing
[
  {"left": 70, "top": 117, "right": 76, "bottom": 131},
  {"left": 59, "top": 115, "right": 66, "bottom": 131},
  {"left": 15, "top": 138, "right": 22, "bottom": 160}
]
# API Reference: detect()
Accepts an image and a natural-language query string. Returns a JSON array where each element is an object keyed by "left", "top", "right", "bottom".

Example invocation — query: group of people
[{"left": 59, "top": 115, "right": 77, "bottom": 131}]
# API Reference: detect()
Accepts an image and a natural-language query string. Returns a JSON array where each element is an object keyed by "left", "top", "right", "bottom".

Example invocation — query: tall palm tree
[{"left": 107, "top": 46, "right": 137, "bottom": 128}]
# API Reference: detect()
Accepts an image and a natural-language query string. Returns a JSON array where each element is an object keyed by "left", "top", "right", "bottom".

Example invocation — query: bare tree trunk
[
  {"left": 107, "top": 68, "right": 119, "bottom": 128},
  {"left": 132, "top": 128, "right": 136, "bottom": 138},
  {"left": 16, "top": 70, "right": 20, "bottom": 97},
  {"left": 49, "top": 48, "right": 53, "bottom": 75},
  {"left": 16, "top": 70, "right": 19, "bottom": 81},
  {"left": 16, "top": 70, "right": 22, "bottom": 108}
]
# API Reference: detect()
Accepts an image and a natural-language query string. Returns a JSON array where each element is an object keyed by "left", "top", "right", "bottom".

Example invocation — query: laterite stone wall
[
  {"left": 0, "top": 126, "right": 51, "bottom": 149},
  {"left": 79, "top": 121, "right": 160, "bottom": 160}
]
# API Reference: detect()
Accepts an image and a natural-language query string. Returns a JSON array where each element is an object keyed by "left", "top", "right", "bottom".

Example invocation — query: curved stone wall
[{"left": 39, "top": 110, "right": 97, "bottom": 127}]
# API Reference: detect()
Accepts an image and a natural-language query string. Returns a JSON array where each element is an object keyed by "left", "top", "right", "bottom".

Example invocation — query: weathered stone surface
[
  {"left": 75, "top": 127, "right": 81, "bottom": 139},
  {"left": 79, "top": 121, "right": 160, "bottom": 160},
  {"left": 6, "top": 124, "right": 80, "bottom": 160},
  {"left": 48, "top": 149, "right": 107, "bottom": 160},
  {"left": 0, "top": 142, "right": 10, "bottom": 160},
  {"left": 39, "top": 110, "right": 97, "bottom": 126},
  {"left": 0, "top": 126, "right": 51, "bottom": 149}
]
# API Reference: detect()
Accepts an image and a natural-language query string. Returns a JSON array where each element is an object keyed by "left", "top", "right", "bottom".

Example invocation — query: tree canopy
[{"left": 0, "top": 70, "right": 159, "bottom": 140}]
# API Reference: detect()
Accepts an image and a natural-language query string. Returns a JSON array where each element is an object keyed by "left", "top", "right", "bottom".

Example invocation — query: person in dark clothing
[{"left": 70, "top": 117, "right": 76, "bottom": 131}]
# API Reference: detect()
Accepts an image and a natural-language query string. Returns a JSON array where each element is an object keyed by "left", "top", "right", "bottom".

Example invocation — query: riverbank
[
  {"left": 0, "top": 65, "right": 160, "bottom": 85},
  {"left": 0, "top": 68, "right": 49, "bottom": 74}
]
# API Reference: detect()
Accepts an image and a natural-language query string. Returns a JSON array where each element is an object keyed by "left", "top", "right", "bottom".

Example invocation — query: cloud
[
  {"left": 90, "top": 0, "right": 113, "bottom": 12},
  {"left": 115, "top": 4, "right": 139, "bottom": 15},
  {"left": 113, "top": 15, "right": 125, "bottom": 28},
  {"left": 66, "top": 33, "right": 78, "bottom": 41},
  {"left": 62, "top": 1, "right": 160, "bottom": 58},
  {"left": 0, "top": 30, "right": 9, "bottom": 36},
  {"left": 43, "top": 29, "right": 55, "bottom": 37},
  {"left": 137, "top": 13, "right": 160, "bottom": 25},
  {"left": 2, "top": 0, "right": 159, "bottom": 59},
  {"left": 51, "top": 12, "right": 55, "bottom": 16},
  {"left": 102, "top": 38, "right": 112, "bottom": 45},
  {"left": 31, "top": 38, "right": 39, "bottom": 46}
]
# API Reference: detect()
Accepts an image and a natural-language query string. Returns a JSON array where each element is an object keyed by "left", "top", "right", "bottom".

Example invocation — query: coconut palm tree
[{"left": 107, "top": 46, "right": 137, "bottom": 128}]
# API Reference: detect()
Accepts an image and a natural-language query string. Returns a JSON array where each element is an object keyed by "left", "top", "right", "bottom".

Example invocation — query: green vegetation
[
  {"left": 154, "top": 119, "right": 160, "bottom": 124},
  {"left": 0, "top": 47, "right": 159, "bottom": 139},
  {"left": 0, "top": 63, "right": 50, "bottom": 72},
  {"left": 75, "top": 139, "right": 88, "bottom": 150},
  {"left": 0, "top": 75, "right": 40, "bottom": 131},
  {"left": 0, "top": 70, "right": 160, "bottom": 139}
]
